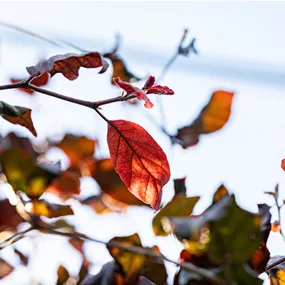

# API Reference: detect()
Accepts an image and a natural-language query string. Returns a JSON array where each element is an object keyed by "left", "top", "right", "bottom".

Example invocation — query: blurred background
[{"left": 0, "top": 2, "right": 285, "bottom": 284}]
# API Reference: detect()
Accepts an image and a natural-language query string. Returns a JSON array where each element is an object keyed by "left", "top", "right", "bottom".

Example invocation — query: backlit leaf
[
  {"left": 54, "top": 134, "right": 96, "bottom": 168},
  {"left": 152, "top": 196, "right": 200, "bottom": 236},
  {"left": 26, "top": 52, "right": 109, "bottom": 80},
  {"left": 10, "top": 72, "right": 49, "bottom": 95},
  {"left": 175, "top": 90, "right": 234, "bottom": 148},
  {"left": 25, "top": 199, "right": 73, "bottom": 218},
  {"left": 0, "top": 101, "right": 37, "bottom": 136},
  {"left": 107, "top": 120, "right": 170, "bottom": 210}
]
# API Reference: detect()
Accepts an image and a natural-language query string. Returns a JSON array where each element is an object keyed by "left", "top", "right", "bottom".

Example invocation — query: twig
[
  {"left": 273, "top": 185, "right": 285, "bottom": 242},
  {"left": 0, "top": 227, "right": 34, "bottom": 249}
]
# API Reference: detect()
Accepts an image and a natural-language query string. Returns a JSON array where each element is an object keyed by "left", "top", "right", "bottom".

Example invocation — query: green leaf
[{"left": 152, "top": 196, "right": 200, "bottom": 236}]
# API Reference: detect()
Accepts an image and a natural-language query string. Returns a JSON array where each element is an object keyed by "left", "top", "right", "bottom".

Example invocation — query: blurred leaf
[
  {"left": 138, "top": 277, "right": 155, "bottom": 285},
  {"left": 107, "top": 234, "right": 145, "bottom": 283},
  {"left": 81, "top": 262, "right": 124, "bottom": 285},
  {"left": 175, "top": 90, "right": 234, "bottom": 148},
  {"left": 248, "top": 242, "right": 270, "bottom": 274},
  {"left": 25, "top": 200, "right": 73, "bottom": 218},
  {"left": 46, "top": 171, "right": 80, "bottom": 199},
  {"left": 152, "top": 196, "right": 200, "bottom": 236},
  {"left": 14, "top": 249, "right": 28, "bottom": 266},
  {"left": 107, "top": 120, "right": 170, "bottom": 210},
  {"left": 0, "top": 101, "right": 37, "bottom": 136},
  {"left": 90, "top": 158, "right": 146, "bottom": 207},
  {"left": 0, "top": 148, "right": 57, "bottom": 198},
  {"left": 267, "top": 256, "right": 285, "bottom": 285},
  {"left": 174, "top": 177, "right": 187, "bottom": 196},
  {"left": 54, "top": 134, "right": 96, "bottom": 168},
  {"left": 0, "top": 258, "right": 14, "bottom": 279},
  {"left": 26, "top": 52, "right": 109, "bottom": 80},
  {"left": 104, "top": 53, "right": 140, "bottom": 84},
  {"left": 212, "top": 184, "right": 229, "bottom": 203},
  {"left": 57, "top": 265, "right": 69, "bottom": 285},
  {"left": 10, "top": 72, "right": 49, "bottom": 95},
  {"left": 81, "top": 195, "right": 116, "bottom": 215},
  {"left": 272, "top": 221, "right": 281, "bottom": 233},
  {"left": 140, "top": 260, "right": 167, "bottom": 285},
  {"left": 0, "top": 199, "right": 23, "bottom": 231}
]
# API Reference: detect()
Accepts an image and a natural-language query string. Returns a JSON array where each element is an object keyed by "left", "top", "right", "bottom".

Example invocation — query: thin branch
[
  {"left": 42, "top": 227, "right": 224, "bottom": 285},
  {"left": 0, "top": 227, "right": 34, "bottom": 250},
  {"left": 265, "top": 256, "right": 285, "bottom": 272},
  {"left": 273, "top": 185, "right": 285, "bottom": 242}
]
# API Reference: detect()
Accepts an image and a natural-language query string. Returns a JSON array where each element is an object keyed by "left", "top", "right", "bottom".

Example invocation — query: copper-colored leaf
[
  {"left": 212, "top": 184, "right": 229, "bottom": 203},
  {"left": 0, "top": 101, "right": 37, "bottom": 136},
  {"left": 57, "top": 265, "right": 70, "bottom": 285},
  {"left": 107, "top": 234, "right": 146, "bottom": 283},
  {"left": 10, "top": 72, "right": 49, "bottom": 95},
  {"left": 90, "top": 158, "right": 147, "bottom": 207},
  {"left": 282, "top": 159, "right": 285, "bottom": 172},
  {"left": 249, "top": 242, "right": 270, "bottom": 274},
  {"left": 175, "top": 90, "right": 234, "bottom": 148},
  {"left": 0, "top": 258, "right": 14, "bottom": 279},
  {"left": 152, "top": 196, "right": 200, "bottom": 236},
  {"left": 26, "top": 52, "right": 109, "bottom": 81},
  {"left": 25, "top": 200, "right": 73, "bottom": 218},
  {"left": 54, "top": 134, "right": 96, "bottom": 168},
  {"left": 46, "top": 171, "right": 80, "bottom": 199},
  {"left": 107, "top": 120, "right": 170, "bottom": 210},
  {"left": 267, "top": 256, "right": 285, "bottom": 285},
  {"left": 82, "top": 195, "right": 116, "bottom": 214},
  {"left": 271, "top": 221, "right": 281, "bottom": 233}
]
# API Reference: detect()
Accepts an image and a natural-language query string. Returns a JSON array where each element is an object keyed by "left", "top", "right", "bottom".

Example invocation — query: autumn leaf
[
  {"left": 82, "top": 195, "right": 116, "bottom": 214},
  {"left": 108, "top": 234, "right": 145, "bottom": 283},
  {"left": 26, "top": 52, "right": 109, "bottom": 80},
  {"left": 174, "top": 177, "right": 187, "bottom": 196},
  {"left": 0, "top": 258, "right": 14, "bottom": 279},
  {"left": 54, "top": 134, "right": 96, "bottom": 168},
  {"left": 25, "top": 199, "right": 73, "bottom": 218},
  {"left": 46, "top": 171, "right": 81, "bottom": 199},
  {"left": 0, "top": 148, "right": 57, "bottom": 198},
  {"left": 107, "top": 120, "right": 170, "bottom": 210},
  {"left": 90, "top": 158, "right": 147, "bottom": 207},
  {"left": 0, "top": 101, "right": 37, "bottom": 136},
  {"left": 10, "top": 72, "right": 49, "bottom": 95},
  {"left": 57, "top": 265, "right": 70, "bottom": 285},
  {"left": 267, "top": 256, "right": 285, "bottom": 285},
  {"left": 212, "top": 184, "right": 229, "bottom": 203},
  {"left": 175, "top": 90, "right": 234, "bottom": 148},
  {"left": 14, "top": 249, "right": 28, "bottom": 266},
  {"left": 152, "top": 196, "right": 200, "bottom": 236},
  {"left": 103, "top": 53, "right": 141, "bottom": 84}
]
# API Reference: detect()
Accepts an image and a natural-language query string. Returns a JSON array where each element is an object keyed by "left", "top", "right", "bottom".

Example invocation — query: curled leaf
[
  {"left": 26, "top": 52, "right": 109, "bottom": 80},
  {"left": 107, "top": 120, "right": 170, "bottom": 210},
  {"left": 175, "top": 90, "right": 234, "bottom": 148},
  {"left": 0, "top": 101, "right": 37, "bottom": 136}
]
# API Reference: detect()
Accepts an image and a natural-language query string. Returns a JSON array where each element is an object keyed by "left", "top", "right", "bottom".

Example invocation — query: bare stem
[
  {"left": 273, "top": 194, "right": 285, "bottom": 242},
  {"left": 0, "top": 227, "right": 34, "bottom": 249}
]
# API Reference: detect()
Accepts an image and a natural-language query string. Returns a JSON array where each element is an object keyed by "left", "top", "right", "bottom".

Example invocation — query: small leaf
[
  {"left": 46, "top": 171, "right": 80, "bottom": 199},
  {"left": 152, "top": 196, "right": 200, "bottom": 236},
  {"left": 54, "top": 134, "right": 96, "bottom": 168},
  {"left": 107, "top": 234, "right": 145, "bottom": 283},
  {"left": 14, "top": 249, "right": 29, "bottom": 266},
  {"left": 107, "top": 120, "right": 170, "bottom": 210},
  {"left": 175, "top": 90, "right": 234, "bottom": 148},
  {"left": 57, "top": 265, "right": 69, "bottom": 285},
  {"left": 248, "top": 242, "right": 270, "bottom": 274},
  {"left": 25, "top": 200, "right": 73, "bottom": 218},
  {"left": 0, "top": 101, "right": 37, "bottom": 136},
  {"left": 271, "top": 221, "right": 281, "bottom": 232},
  {"left": 0, "top": 258, "right": 14, "bottom": 279},
  {"left": 281, "top": 159, "right": 285, "bottom": 172},
  {"left": 10, "top": 72, "right": 49, "bottom": 95},
  {"left": 267, "top": 256, "right": 285, "bottom": 285},
  {"left": 26, "top": 52, "right": 109, "bottom": 80},
  {"left": 212, "top": 184, "right": 229, "bottom": 203}
]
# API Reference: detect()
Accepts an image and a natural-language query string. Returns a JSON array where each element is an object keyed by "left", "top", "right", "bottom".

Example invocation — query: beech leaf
[
  {"left": 175, "top": 90, "right": 234, "bottom": 148},
  {"left": 107, "top": 120, "right": 170, "bottom": 210},
  {"left": 26, "top": 52, "right": 109, "bottom": 81},
  {"left": 0, "top": 101, "right": 37, "bottom": 136}
]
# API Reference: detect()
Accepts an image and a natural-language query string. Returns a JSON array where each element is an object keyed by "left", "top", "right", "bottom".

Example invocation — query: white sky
[{"left": 0, "top": 2, "right": 285, "bottom": 284}]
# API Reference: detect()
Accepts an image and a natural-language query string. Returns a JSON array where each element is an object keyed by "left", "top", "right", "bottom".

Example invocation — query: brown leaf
[
  {"left": 107, "top": 120, "right": 170, "bottom": 210},
  {"left": 0, "top": 258, "right": 14, "bottom": 279},
  {"left": 212, "top": 184, "right": 229, "bottom": 203},
  {"left": 0, "top": 199, "right": 23, "bottom": 231},
  {"left": 249, "top": 242, "right": 270, "bottom": 274},
  {"left": 46, "top": 171, "right": 80, "bottom": 199},
  {"left": 267, "top": 256, "right": 285, "bottom": 285},
  {"left": 14, "top": 249, "right": 28, "bottom": 266},
  {"left": 54, "top": 134, "right": 96, "bottom": 168},
  {"left": 175, "top": 90, "right": 234, "bottom": 148},
  {"left": 0, "top": 101, "right": 37, "bottom": 136},
  {"left": 26, "top": 52, "right": 109, "bottom": 80},
  {"left": 82, "top": 195, "right": 116, "bottom": 214},
  {"left": 174, "top": 177, "right": 187, "bottom": 196},
  {"left": 57, "top": 265, "right": 70, "bottom": 285},
  {"left": 152, "top": 196, "right": 200, "bottom": 236},
  {"left": 10, "top": 72, "right": 49, "bottom": 95},
  {"left": 25, "top": 199, "right": 73, "bottom": 218}
]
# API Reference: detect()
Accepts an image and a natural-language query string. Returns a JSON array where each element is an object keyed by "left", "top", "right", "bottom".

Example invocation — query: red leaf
[
  {"left": 10, "top": 72, "right": 49, "bottom": 95},
  {"left": 26, "top": 52, "right": 109, "bottom": 81},
  {"left": 146, "top": 85, "right": 174, "bottom": 95},
  {"left": 107, "top": 120, "right": 170, "bottom": 210},
  {"left": 281, "top": 159, "right": 285, "bottom": 171},
  {"left": 142, "top": 76, "right": 155, "bottom": 90}
]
